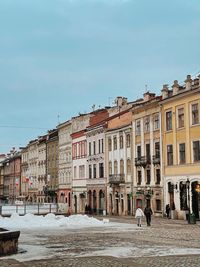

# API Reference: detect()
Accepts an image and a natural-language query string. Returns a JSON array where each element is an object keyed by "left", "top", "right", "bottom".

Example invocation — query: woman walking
[{"left": 135, "top": 206, "right": 144, "bottom": 227}]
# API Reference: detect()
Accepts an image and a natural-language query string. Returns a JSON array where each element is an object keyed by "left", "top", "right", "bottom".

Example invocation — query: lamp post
[{"left": 186, "top": 178, "right": 190, "bottom": 222}]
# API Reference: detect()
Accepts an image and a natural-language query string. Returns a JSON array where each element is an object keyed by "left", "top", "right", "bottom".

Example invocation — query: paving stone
[{"left": 1, "top": 216, "right": 200, "bottom": 267}]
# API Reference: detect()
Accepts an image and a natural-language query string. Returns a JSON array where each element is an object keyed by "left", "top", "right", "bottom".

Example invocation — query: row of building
[{"left": 0, "top": 74, "right": 200, "bottom": 219}]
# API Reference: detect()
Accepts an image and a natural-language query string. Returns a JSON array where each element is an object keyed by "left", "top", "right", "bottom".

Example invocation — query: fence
[{"left": 0, "top": 203, "right": 58, "bottom": 216}]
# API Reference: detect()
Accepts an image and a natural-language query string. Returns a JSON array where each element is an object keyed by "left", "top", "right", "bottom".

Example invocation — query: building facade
[
  {"left": 161, "top": 75, "right": 200, "bottom": 219},
  {"left": 37, "top": 135, "right": 47, "bottom": 203},
  {"left": 27, "top": 139, "right": 38, "bottom": 202},
  {"left": 71, "top": 130, "right": 87, "bottom": 213},
  {"left": 57, "top": 121, "right": 72, "bottom": 205},
  {"left": 106, "top": 109, "right": 133, "bottom": 215},
  {"left": 46, "top": 129, "right": 59, "bottom": 203},
  {"left": 20, "top": 147, "right": 29, "bottom": 199},
  {"left": 132, "top": 92, "right": 162, "bottom": 215}
]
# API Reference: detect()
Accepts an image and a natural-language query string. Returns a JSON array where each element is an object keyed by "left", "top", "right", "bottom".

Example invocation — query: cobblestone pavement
[{"left": 1, "top": 216, "right": 200, "bottom": 267}]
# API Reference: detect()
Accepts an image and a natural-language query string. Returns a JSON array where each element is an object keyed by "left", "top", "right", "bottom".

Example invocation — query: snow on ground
[
  {"left": 81, "top": 245, "right": 200, "bottom": 258},
  {"left": 1, "top": 214, "right": 200, "bottom": 262},
  {"left": 0, "top": 213, "right": 111, "bottom": 230}
]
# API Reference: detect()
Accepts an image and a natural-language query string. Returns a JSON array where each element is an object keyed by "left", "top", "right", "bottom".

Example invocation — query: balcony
[
  {"left": 135, "top": 156, "right": 151, "bottom": 168},
  {"left": 152, "top": 155, "right": 160, "bottom": 165},
  {"left": 109, "top": 174, "right": 125, "bottom": 185}
]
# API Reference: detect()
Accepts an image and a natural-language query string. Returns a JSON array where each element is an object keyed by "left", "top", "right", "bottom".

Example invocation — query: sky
[{"left": 0, "top": 0, "right": 200, "bottom": 154}]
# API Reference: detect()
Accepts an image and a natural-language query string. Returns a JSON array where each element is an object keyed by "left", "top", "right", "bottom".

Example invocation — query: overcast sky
[{"left": 0, "top": 0, "right": 200, "bottom": 153}]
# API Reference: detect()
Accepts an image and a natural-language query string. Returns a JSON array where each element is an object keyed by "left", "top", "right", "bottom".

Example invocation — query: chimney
[
  {"left": 115, "top": 96, "right": 123, "bottom": 107},
  {"left": 122, "top": 97, "right": 128, "bottom": 105},
  {"left": 172, "top": 80, "right": 179, "bottom": 95},
  {"left": 185, "top": 75, "right": 192, "bottom": 91},
  {"left": 143, "top": 92, "right": 156, "bottom": 102},
  {"left": 161, "top": 84, "right": 169, "bottom": 99}
]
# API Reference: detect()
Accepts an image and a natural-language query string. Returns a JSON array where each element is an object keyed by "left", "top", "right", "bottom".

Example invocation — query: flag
[{"left": 15, "top": 178, "right": 19, "bottom": 186}]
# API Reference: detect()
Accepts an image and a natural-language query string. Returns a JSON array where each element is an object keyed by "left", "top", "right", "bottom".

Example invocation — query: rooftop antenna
[
  {"left": 92, "top": 104, "right": 95, "bottom": 111},
  {"left": 108, "top": 97, "right": 112, "bottom": 106},
  {"left": 145, "top": 84, "right": 148, "bottom": 92}
]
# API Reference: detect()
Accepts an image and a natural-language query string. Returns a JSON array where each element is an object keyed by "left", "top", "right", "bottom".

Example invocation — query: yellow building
[
  {"left": 161, "top": 74, "right": 200, "bottom": 220},
  {"left": 132, "top": 92, "right": 163, "bottom": 216}
]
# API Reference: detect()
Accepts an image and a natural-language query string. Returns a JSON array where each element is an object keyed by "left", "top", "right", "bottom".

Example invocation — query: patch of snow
[
  {"left": 81, "top": 245, "right": 200, "bottom": 258},
  {"left": 0, "top": 213, "right": 109, "bottom": 230}
]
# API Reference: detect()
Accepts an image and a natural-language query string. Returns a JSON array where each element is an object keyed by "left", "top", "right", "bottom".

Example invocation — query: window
[
  {"left": 109, "top": 161, "right": 112, "bottom": 175},
  {"left": 167, "top": 145, "right": 173, "bottom": 165},
  {"left": 73, "top": 143, "right": 77, "bottom": 159},
  {"left": 126, "top": 134, "right": 130, "bottom": 148},
  {"left": 155, "top": 142, "right": 160, "bottom": 158},
  {"left": 146, "top": 144, "right": 151, "bottom": 161},
  {"left": 113, "top": 136, "right": 117, "bottom": 150},
  {"left": 101, "top": 139, "right": 104, "bottom": 153},
  {"left": 99, "top": 139, "right": 101, "bottom": 154},
  {"left": 108, "top": 138, "right": 112, "bottom": 151},
  {"left": 179, "top": 143, "right": 185, "bottom": 164},
  {"left": 136, "top": 120, "right": 141, "bottom": 135},
  {"left": 137, "top": 145, "right": 141, "bottom": 159},
  {"left": 89, "top": 142, "right": 91, "bottom": 156},
  {"left": 93, "top": 141, "right": 96, "bottom": 155},
  {"left": 99, "top": 163, "right": 104, "bottom": 178},
  {"left": 156, "top": 169, "right": 160, "bottom": 185},
  {"left": 114, "top": 161, "right": 118, "bottom": 175},
  {"left": 178, "top": 108, "right": 184, "bottom": 128},
  {"left": 120, "top": 159, "right": 124, "bottom": 175},
  {"left": 192, "top": 103, "right": 199, "bottom": 125},
  {"left": 166, "top": 111, "right": 172, "bottom": 131},
  {"left": 120, "top": 135, "right": 123, "bottom": 149},
  {"left": 144, "top": 116, "right": 150, "bottom": 132},
  {"left": 154, "top": 114, "right": 160, "bottom": 130},
  {"left": 93, "top": 164, "right": 96, "bottom": 178},
  {"left": 146, "top": 169, "right": 151, "bottom": 184},
  {"left": 137, "top": 170, "right": 141, "bottom": 185},
  {"left": 127, "top": 159, "right": 131, "bottom": 175},
  {"left": 79, "top": 165, "right": 85, "bottom": 178},
  {"left": 89, "top": 165, "right": 92, "bottom": 179},
  {"left": 193, "top": 141, "right": 200, "bottom": 162}
]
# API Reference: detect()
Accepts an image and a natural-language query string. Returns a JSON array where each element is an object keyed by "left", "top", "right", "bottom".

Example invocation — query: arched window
[
  {"left": 126, "top": 134, "right": 130, "bottom": 147},
  {"left": 120, "top": 135, "right": 123, "bottom": 149},
  {"left": 120, "top": 159, "right": 124, "bottom": 175},
  {"left": 114, "top": 161, "right": 118, "bottom": 175},
  {"left": 109, "top": 161, "right": 112, "bottom": 175},
  {"left": 127, "top": 159, "right": 131, "bottom": 175},
  {"left": 113, "top": 136, "right": 117, "bottom": 150},
  {"left": 108, "top": 138, "right": 112, "bottom": 151}
]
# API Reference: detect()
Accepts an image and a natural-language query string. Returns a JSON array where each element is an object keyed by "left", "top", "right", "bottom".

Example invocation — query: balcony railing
[
  {"left": 109, "top": 174, "right": 125, "bottom": 184},
  {"left": 152, "top": 155, "right": 160, "bottom": 165},
  {"left": 135, "top": 156, "right": 151, "bottom": 167}
]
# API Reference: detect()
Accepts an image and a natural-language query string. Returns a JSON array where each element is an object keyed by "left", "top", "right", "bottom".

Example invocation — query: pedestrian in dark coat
[
  {"left": 165, "top": 204, "right": 170, "bottom": 219},
  {"left": 144, "top": 205, "right": 153, "bottom": 226}
]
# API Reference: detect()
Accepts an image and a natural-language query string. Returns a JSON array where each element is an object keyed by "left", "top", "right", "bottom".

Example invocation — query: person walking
[
  {"left": 144, "top": 205, "right": 153, "bottom": 226},
  {"left": 135, "top": 206, "right": 144, "bottom": 227},
  {"left": 165, "top": 204, "right": 170, "bottom": 219}
]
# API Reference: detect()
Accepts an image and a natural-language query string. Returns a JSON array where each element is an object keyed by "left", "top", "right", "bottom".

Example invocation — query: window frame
[
  {"left": 166, "top": 110, "right": 172, "bottom": 131},
  {"left": 167, "top": 144, "right": 173, "bottom": 166},
  {"left": 179, "top": 143, "right": 186, "bottom": 164},
  {"left": 177, "top": 107, "right": 184, "bottom": 128},
  {"left": 191, "top": 103, "right": 199, "bottom": 125}
]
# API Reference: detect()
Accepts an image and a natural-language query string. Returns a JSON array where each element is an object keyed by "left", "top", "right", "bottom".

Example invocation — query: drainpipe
[{"left": 159, "top": 104, "right": 164, "bottom": 216}]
